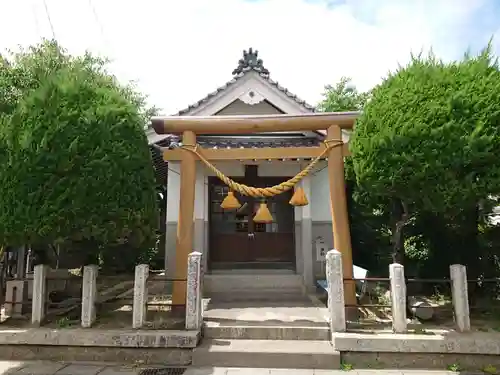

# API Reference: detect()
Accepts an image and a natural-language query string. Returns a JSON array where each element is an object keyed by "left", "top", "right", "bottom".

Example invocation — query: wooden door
[
  {"left": 208, "top": 175, "right": 295, "bottom": 268},
  {"left": 209, "top": 183, "right": 251, "bottom": 263},
  {"left": 250, "top": 178, "right": 295, "bottom": 263}
]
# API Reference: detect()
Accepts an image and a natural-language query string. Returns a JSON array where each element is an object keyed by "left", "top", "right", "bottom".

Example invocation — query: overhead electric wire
[
  {"left": 88, "top": 0, "right": 111, "bottom": 51},
  {"left": 42, "top": 0, "right": 56, "bottom": 40}
]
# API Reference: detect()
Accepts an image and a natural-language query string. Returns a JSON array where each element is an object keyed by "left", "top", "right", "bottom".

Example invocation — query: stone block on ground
[
  {"left": 16, "top": 361, "right": 67, "bottom": 374},
  {"left": 55, "top": 364, "right": 106, "bottom": 375}
]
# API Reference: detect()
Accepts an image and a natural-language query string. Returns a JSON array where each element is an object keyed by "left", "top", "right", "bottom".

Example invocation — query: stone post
[
  {"left": 450, "top": 264, "right": 471, "bottom": 332},
  {"left": 31, "top": 264, "right": 48, "bottom": 326},
  {"left": 389, "top": 263, "right": 407, "bottom": 333},
  {"left": 185, "top": 251, "right": 203, "bottom": 330},
  {"left": 4, "top": 280, "right": 27, "bottom": 317},
  {"left": 133, "top": 264, "right": 149, "bottom": 329},
  {"left": 81, "top": 265, "right": 98, "bottom": 328},
  {"left": 326, "top": 249, "right": 346, "bottom": 333}
]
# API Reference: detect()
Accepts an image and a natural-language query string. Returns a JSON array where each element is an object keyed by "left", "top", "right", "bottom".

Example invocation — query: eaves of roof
[{"left": 174, "top": 67, "right": 316, "bottom": 116}]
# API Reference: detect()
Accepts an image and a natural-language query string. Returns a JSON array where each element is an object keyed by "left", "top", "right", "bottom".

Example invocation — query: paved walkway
[
  {"left": 184, "top": 369, "right": 478, "bottom": 375},
  {"left": 0, "top": 361, "right": 481, "bottom": 375},
  {"left": 0, "top": 361, "right": 140, "bottom": 375}
]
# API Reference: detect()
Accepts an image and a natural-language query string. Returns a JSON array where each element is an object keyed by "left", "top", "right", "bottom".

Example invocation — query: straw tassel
[
  {"left": 253, "top": 201, "right": 274, "bottom": 223},
  {"left": 220, "top": 191, "right": 241, "bottom": 210},
  {"left": 289, "top": 187, "right": 309, "bottom": 207}
]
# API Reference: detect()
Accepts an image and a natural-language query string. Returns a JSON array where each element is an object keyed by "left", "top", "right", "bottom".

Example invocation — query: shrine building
[{"left": 147, "top": 48, "right": 358, "bottom": 304}]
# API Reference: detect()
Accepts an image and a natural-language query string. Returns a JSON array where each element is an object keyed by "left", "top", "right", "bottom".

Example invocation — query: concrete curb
[
  {"left": 0, "top": 328, "right": 200, "bottom": 348},
  {"left": 332, "top": 331, "right": 500, "bottom": 355}
]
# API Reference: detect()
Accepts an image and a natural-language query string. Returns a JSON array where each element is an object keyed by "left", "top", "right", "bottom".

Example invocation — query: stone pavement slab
[{"left": 16, "top": 361, "right": 67, "bottom": 374}]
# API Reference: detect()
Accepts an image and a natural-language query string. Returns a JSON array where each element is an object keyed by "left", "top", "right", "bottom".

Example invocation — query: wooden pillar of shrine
[
  {"left": 172, "top": 130, "right": 197, "bottom": 307},
  {"left": 327, "top": 125, "right": 356, "bottom": 307}
]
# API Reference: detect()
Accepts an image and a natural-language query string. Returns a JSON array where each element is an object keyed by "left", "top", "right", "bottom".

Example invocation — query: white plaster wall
[
  {"left": 311, "top": 163, "right": 331, "bottom": 222},
  {"left": 166, "top": 162, "right": 181, "bottom": 223},
  {"left": 195, "top": 168, "right": 205, "bottom": 220},
  {"left": 257, "top": 162, "right": 300, "bottom": 177},
  {"left": 301, "top": 175, "right": 312, "bottom": 220},
  {"left": 205, "top": 162, "right": 245, "bottom": 178}
]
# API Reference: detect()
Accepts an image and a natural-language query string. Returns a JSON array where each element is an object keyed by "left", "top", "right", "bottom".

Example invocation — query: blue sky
[{"left": 1, "top": 0, "right": 500, "bottom": 114}]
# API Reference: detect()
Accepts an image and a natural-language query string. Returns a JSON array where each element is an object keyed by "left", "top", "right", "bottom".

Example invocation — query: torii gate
[{"left": 151, "top": 112, "right": 359, "bottom": 307}]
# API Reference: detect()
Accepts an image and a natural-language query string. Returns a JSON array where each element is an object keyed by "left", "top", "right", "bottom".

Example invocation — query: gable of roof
[
  {"left": 175, "top": 48, "right": 316, "bottom": 116},
  {"left": 148, "top": 48, "right": 321, "bottom": 183}
]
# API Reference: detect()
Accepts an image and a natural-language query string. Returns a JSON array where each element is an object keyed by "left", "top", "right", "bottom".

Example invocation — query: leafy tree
[
  {"left": 318, "top": 77, "right": 391, "bottom": 273},
  {"left": 350, "top": 47, "right": 500, "bottom": 264},
  {"left": 0, "top": 40, "right": 158, "bottom": 255},
  {"left": 318, "top": 76, "right": 370, "bottom": 112}
]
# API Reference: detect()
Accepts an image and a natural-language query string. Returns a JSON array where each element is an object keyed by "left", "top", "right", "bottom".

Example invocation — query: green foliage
[
  {"left": 351, "top": 47, "right": 500, "bottom": 213},
  {"left": 0, "top": 40, "right": 158, "bottom": 249},
  {"left": 317, "top": 76, "right": 369, "bottom": 112}
]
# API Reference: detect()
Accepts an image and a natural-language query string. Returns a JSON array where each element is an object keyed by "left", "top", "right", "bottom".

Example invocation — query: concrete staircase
[{"left": 193, "top": 271, "right": 340, "bottom": 369}]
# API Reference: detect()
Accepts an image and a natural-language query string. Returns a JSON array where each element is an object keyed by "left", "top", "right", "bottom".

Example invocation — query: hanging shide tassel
[
  {"left": 289, "top": 187, "right": 309, "bottom": 207},
  {"left": 220, "top": 191, "right": 242, "bottom": 210},
  {"left": 253, "top": 202, "right": 274, "bottom": 223}
]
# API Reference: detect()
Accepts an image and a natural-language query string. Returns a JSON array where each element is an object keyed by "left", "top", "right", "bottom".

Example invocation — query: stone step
[
  {"left": 193, "top": 339, "right": 340, "bottom": 369},
  {"left": 204, "top": 274, "right": 304, "bottom": 294},
  {"left": 203, "top": 323, "right": 330, "bottom": 340},
  {"left": 205, "top": 291, "right": 307, "bottom": 302}
]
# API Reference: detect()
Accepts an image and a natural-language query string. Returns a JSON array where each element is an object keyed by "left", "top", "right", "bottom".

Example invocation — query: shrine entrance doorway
[{"left": 208, "top": 168, "right": 295, "bottom": 270}]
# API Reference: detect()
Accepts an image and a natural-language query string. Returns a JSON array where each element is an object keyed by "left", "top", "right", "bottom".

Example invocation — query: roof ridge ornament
[{"left": 232, "top": 48, "right": 270, "bottom": 77}]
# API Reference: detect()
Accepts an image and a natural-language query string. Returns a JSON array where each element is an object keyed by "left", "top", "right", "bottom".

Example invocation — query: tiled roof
[
  {"left": 175, "top": 48, "right": 316, "bottom": 115},
  {"left": 195, "top": 136, "right": 319, "bottom": 149},
  {"left": 150, "top": 138, "right": 171, "bottom": 184}
]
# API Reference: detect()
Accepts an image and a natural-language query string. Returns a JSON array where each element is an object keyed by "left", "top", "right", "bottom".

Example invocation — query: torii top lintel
[{"left": 151, "top": 112, "right": 360, "bottom": 135}]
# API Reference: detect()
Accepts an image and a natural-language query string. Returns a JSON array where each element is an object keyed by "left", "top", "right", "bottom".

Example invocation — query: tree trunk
[
  {"left": 32, "top": 246, "right": 49, "bottom": 266},
  {"left": 458, "top": 205, "right": 481, "bottom": 302},
  {"left": 390, "top": 198, "right": 416, "bottom": 319},
  {"left": 391, "top": 198, "right": 408, "bottom": 265}
]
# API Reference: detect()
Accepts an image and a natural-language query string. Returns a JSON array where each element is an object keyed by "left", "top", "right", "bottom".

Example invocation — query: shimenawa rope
[{"left": 180, "top": 140, "right": 343, "bottom": 198}]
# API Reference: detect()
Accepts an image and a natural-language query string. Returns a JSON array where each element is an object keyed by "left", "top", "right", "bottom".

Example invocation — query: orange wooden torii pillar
[{"left": 151, "top": 112, "right": 359, "bottom": 307}]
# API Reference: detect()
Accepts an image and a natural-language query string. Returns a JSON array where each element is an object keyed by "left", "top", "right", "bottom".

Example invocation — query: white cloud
[{"left": 0, "top": 0, "right": 494, "bottom": 114}]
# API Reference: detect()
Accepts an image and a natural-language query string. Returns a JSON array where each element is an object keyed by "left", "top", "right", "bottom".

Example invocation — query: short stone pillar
[
  {"left": 15, "top": 245, "right": 27, "bottom": 279},
  {"left": 133, "top": 264, "right": 149, "bottom": 329},
  {"left": 31, "top": 264, "right": 48, "bottom": 326},
  {"left": 81, "top": 265, "right": 98, "bottom": 328},
  {"left": 389, "top": 263, "right": 407, "bottom": 333},
  {"left": 4, "top": 280, "right": 27, "bottom": 317},
  {"left": 185, "top": 251, "right": 203, "bottom": 330},
  {"left": 450, "top": 264, "right": 471, "bottom": 332},
  {"left": 326, "top": 249, "right": 346, "bottom": 333}
]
